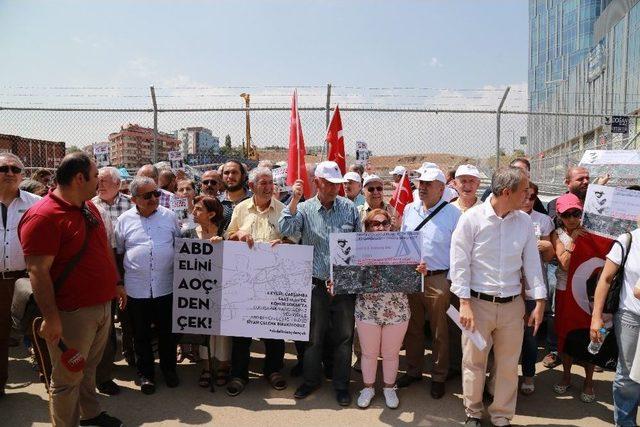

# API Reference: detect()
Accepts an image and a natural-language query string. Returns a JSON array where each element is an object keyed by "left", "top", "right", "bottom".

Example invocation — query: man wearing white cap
[
  {"left": 398, "top": 168, "right": 461, "bottom": 399},
  {"left": 412, "top": 162, "right": 458, "bottom": 203},
  {"left": 452, "top": 165, "right": 482, "bottom": 213},
  {"left": 358, "top": 175, "right": 399, "bottom": 230},
  {"left": 279, "top": 161, "right": 362, "bottom": 407},
  {"left": 343, "top": 172, "right": 365, "bottom": 207},
  {"left": 389, "top": 166, "right": 406, "bottom": 184}
]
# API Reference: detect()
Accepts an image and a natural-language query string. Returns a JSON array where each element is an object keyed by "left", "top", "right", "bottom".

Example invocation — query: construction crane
[{"left": 240, "top": 93, "right": 259, "bottom": 160}]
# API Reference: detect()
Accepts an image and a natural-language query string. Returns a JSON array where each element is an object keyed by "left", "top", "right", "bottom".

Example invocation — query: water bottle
[{"left": 587, "top": 328, "right": 609, "bottom": 355}]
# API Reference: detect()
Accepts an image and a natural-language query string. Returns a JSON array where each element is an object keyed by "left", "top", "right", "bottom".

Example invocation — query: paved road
[{"left": 4, "top": 342, "right": 635, "bottom": 426}]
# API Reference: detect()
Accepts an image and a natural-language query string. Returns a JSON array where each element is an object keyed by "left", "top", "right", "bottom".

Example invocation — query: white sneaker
[
  {"left": 357, "top": 387, "right": 375, "bottom": 408},
  {"left": 383, "top": 387, "right": 399, "bottom": 409}
]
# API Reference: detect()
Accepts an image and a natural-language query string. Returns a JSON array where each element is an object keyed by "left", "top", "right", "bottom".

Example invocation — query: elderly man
[
  {"left": 115, "top": 176, "right": 181, "bottom": 395},
  {"left": 219, "top": 160, "right": 252, "bottom": 232},
  {"left": 451, "top": 165, "right": 482, "bottom": 213},
  {"left": 93, "top": 167, "right": 133, "bottom": 224},
  {"left": 19, "top": 152, "right": 125, "bottom": 426},
  {"left": 358, "top": 174, "right": 398, "bottom": 230},
  {"left": 200, "top": 169, "right": 222, "bottom": 198},
  {"left": 136, "top": 164, "right": 173, "bottom": 209},
  {"left": 343, "top": 172, "right": 365, "bottom": 207},
  {"left": 224, "top": 167, "right": 288, "bottom": 396},
  {"left": 451, "top": 166, "right": 546, "bottom": 427},
  {"left": 0, "top": 154, "right": 40, "bottom": 398},
  {"left": 279, "top": 161, "right": 361, "bottom": 406},
  {"left": 412, "top": 162, "right": 458, "bottom": 203},
  {"left": 397, "top": 168, "right": 461, "bottom": 399},
  {"left": 158, "top": 169, "right": 177, "bottom": 194}
]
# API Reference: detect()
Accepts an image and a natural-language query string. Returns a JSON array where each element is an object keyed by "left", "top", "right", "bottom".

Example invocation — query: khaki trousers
[
  {"left": 404, "top": 273, "right": 451, "bottom": 382},
  {"left": 46, "top": 301, "right": 111, "bottom": 427},
  {"left": 461, "top": 296, "right": 524, "bottom": 426}
]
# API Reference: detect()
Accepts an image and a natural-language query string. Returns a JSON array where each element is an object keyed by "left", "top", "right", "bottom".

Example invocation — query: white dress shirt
[
  {"left": 449, "top": 200, "right": 547, "bottom": 300},
  {"left": 401, "top": 199, "right": 461, "bottom": 270},
  {"left": 115, "top": 205, "right": 180, "bottom": 299},
  {"left": 0, "top": 190, "right": 41, "bottom": 272}
]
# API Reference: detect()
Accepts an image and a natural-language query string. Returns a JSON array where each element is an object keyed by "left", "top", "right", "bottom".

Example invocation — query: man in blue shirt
[{"left": 279, "top": 161, "right": 361, "bottom": 407}]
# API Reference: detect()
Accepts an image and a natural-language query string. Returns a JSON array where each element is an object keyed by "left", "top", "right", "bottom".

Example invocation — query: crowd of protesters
[{"left": 0, "top": 150, "right": 638, "bottom": 427}]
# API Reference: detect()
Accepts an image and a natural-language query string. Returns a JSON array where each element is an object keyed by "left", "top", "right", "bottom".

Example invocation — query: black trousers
[
  {"left": 230, "top": 337, "right": 285, "bottom": 381},
  {"left": 128, "top": 294, "right": 176, "bottom": 380}
]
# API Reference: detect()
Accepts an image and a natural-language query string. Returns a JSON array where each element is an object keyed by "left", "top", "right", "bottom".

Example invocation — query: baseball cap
[
  {"left": 315, "top": 161, "right": 347, "bottom": 184},
  {"left": 556, "top": 193, "right": 583, "bottom": 214},
  {"left": 414, "top": 162, "right": 439, "bottom": 175},
  {"left": 455, "top": 164, "right": 481, "bottom": 179},
  {"left": 389, "top": 165, "right": 406, "bottom": 176},
  {"left": 363, "top": 174, "right": 384, "bottom": 187},
  {"left": 416, "top": 168, "right": 446, "bottom": 184},
  {"left": 343, "top": 171, "right": 362, "bottom": 183}
]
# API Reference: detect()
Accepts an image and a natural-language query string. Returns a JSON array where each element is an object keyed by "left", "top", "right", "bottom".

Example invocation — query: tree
[
  {"left": 66, "top": 145, "right": 82, "bottom": 154},
  {"left": 220, "top": 135, "right": 244, "bottom": 158},
  {"left": 224, "top": 134, "right": 232, "bottom": 149}
]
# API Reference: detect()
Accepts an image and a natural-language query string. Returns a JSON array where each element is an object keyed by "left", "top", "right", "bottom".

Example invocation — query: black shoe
[
  {"left": 79, "top": 411, "right": 123, "bottom": 427},
  {"left": 97, "top": 380, "right": 121, "bottom": 396},
  {"left": 464, "top": 417, "right": 482, "bottom": 427},
  {"left": 290, "top": 362, "right": 303, "bottom": 377},
  {"left": 335, "top": 389, "right": 352, "bottom": 406},
  {"left": 140, "top": 377, "right": 155, "bottom": 395},
  {"left": 164, "top": 371, "right": 180, "bottom": 388},
  {"left": 123, "top": 353, "right": 136, "bottom": 368},
  {"left": 396, "top": 374, "right": 422, "bottom": 388},
  {"left": 294, "top": 383, "right": 317, "bottom": 399},
  {"left": 430, "top": 381, "right": 445, "bottom": 399}
]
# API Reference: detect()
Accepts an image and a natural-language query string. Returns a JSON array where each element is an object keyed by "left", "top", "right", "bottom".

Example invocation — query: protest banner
[
  {"left": 172, "top": 238, "right": 313, "bottom": 340},
  {"left": 579, "top": 150, "right": 640, "bottom": 186},
  {"left": 168, "top": 150, "right": 185, "bottom": 170},
  {"left": 330, "top": 231, "right": 422, "bottom": 294},
  {"left": 93, "top": 142, "right": 110, "bottom": 167},
  {"left": 355, "top": 141, "right": 370, "bottom": 166},
  {"left": 170, "top": 196, "right": 190, "bottom": 223},
  {"left": 582, "top": 184, "right": 640, "bottom": 239}
]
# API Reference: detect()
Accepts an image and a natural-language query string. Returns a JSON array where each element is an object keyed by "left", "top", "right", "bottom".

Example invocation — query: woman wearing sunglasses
[
  {"left": 550, "top": 193, "right": 596, "bottom": 402},
  {"left": 354, "top": 208, "right": 427, "bottom": 409},
  {"left": 358, "top": 175, "right": 400, "bottom": 231}
]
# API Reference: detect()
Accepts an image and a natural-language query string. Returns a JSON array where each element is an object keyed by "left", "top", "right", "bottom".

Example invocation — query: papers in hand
[{"left": 446, "top": 305, "right": 487, "bottom": 351}]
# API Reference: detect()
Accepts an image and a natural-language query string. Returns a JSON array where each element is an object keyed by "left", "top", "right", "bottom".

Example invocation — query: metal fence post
[
  {"left": 150, "top": 86, "right": 158, "bottom": 163},
  {"left": 320, "top": 83, "right": 332, "bottom": 161},
  {"left": 495, "top": 86, "right": 510, "bottom": 169}
]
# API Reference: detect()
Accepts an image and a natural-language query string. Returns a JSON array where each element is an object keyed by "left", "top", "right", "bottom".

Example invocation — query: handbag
[{"left": 603, "top": 232, "right": 633, "bottom": 314}]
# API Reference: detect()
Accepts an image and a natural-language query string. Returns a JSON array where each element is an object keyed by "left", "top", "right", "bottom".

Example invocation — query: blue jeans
[
  {"left": 521, "top": 300, "right": 537, "bottom": 377},
  {"left": 613, "top": 310, "right": 640, "bottom": 426},
  {"left": 545, "top": 263, "right": 558, "bottom": 353}
]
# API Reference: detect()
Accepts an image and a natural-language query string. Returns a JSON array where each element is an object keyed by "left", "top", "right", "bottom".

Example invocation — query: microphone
[{"left": 58, "top": 340, "right": 86, "bottom": 372}]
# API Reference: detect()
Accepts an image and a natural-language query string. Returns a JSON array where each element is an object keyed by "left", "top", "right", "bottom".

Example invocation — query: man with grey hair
[
  {"left": 0, "top": 152, "right": 40, "bottom": 398},
  {"left": 115, "top": 176, "right": 181, "bottom": 395},
  {"left": 136, "top": 164, "right": 173, "bottom": 209},
  {"left": 93, "top": 167, "right": 133, "bottom": 224},
  {"left": 224, "top": 166, "right": 289, "bottom": 395},
  {"left": 450, "top": 166, "right": 547, "bottom": 427}
]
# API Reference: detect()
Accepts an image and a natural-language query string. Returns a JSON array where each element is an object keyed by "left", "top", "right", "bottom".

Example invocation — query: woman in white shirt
[{"left": 591, "top": 220, "right": 640, "bottom": 426}]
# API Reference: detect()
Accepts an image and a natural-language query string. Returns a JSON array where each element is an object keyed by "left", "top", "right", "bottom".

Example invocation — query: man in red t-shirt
[{"left": 18, "top": 152, "right": 126, "bottom": 427}]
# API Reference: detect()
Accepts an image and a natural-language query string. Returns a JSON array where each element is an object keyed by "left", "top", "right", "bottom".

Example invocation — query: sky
[{"left": 0, "top": 0, "right": 530, "bottom": 157}]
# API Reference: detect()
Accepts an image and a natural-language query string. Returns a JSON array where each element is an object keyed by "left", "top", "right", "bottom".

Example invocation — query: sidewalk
[{"left": 4, "top": 342, "right": 632, "bottom": 426}]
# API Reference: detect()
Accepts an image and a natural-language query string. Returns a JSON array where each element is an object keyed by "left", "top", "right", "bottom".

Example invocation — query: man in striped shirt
[{"left": 279, "top": 161, "right": 361, "bottom": 407}]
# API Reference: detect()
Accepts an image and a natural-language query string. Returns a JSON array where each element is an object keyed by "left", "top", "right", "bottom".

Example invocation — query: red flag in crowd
[
  {"left": 389, "top": 172, "right": 413, "bottom": 217},
  {"left": 326, "top": 105, "right": 346, "bottom": 196},
  {"left": 287, "top": 90, "right": 312, "bottom": 198},
  {"left": 555, "top": 231, "right": 613, "bottom": 353}
]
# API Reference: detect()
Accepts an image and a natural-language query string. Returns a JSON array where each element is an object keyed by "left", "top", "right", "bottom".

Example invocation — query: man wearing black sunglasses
[
  {"left": 200, "top": 170, "right": 221, "bottom": 198},
  {"left": 0, "top": 153, "right": 41, "bottom": 399}
]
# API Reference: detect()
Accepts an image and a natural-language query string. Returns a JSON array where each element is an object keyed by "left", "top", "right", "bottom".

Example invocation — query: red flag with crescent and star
[
  {"left": 389, "top": 171, "right": 413, "bottom": 217},
  {"left": 326, "top": 105, "right": 346, "bottom": 196},
  {"left": 287, "top": 89, "right": 312, "bottom": 198}
]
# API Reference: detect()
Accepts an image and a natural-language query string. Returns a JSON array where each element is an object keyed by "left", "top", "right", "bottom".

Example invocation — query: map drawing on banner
[
  {"left": 582, "top": 184, "right": 640, "bottom": 239},
  {"left": 579, "top": 150, "right": 640, "bottom": 186},
  {"left": 330, "top": 231, "right": 423, "bottom": 295},
  {"left": 93, "top": 142, "right": 110, "bottom": 167},
  {"left": 355, "top": 141, "right": 370, "bottom": 166},
  {"left": 172, "top": 239, "right": 313, "bottom": 341},
  {"left": 168, "top": 150, "right": 184, "bottom": 170}
]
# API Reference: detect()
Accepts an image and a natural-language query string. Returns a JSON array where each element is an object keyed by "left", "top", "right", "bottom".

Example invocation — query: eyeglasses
[
  {"left": 559, "top": 210, "right": 582, "bottom": 218},
  {"left": 369, "top": 220, "right": 390, "bottom": 227},
  {"left": 202, "top": 180, "right": 218, "bottom": 186},
  {"left": 367, "top": 186, "right": 383, "bottom": 193},
  {"left": 139, "top": 190, "right": 161, "bottom": 200},
  {"left": 0, "top": 165, "right": 23, "bottom": 174}
]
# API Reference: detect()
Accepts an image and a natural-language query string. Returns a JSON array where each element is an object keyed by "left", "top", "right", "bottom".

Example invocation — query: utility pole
[
  {"left": 496, "top": 86, "right": 510, "bottom": 169},
  {"left": 150, "top": 86, "right": 158, "bottom": 163}
]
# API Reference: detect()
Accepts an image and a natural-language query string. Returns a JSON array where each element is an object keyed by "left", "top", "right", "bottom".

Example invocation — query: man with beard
[
  {"left": 546, "top": 166, "right": 590, "bottom": 221},
  {"left": 218, "top": 160, "right": 251, "bottom": 233},
  {"left": 200, "top": 169, "right": 222, "bottom": 198}
]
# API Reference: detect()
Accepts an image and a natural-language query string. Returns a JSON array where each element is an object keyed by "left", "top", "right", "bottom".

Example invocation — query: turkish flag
[
  {"left": 555, "top": 231, "right": 613, "bottom": 353},
  {"left": 389, "top": 172, "right": 413, "bottom": 217},
  {"left": 326, "top": 105, "right": 346, "bottom": 196},
  {"left": 287, "top": 90, "right": 312, "bottom": 198}
]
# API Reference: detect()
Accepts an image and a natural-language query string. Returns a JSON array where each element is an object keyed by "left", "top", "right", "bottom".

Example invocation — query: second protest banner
[
  {"left": 172, "top": 238, "right": 313, "bottom": 340},
  {"left": 330, "top": 231, "right": 422, "bottom": 294}
]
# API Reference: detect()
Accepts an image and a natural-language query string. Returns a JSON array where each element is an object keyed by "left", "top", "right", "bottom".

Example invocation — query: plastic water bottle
[{"left": 588, "top": 328, "right": 609, "bottom": 355}]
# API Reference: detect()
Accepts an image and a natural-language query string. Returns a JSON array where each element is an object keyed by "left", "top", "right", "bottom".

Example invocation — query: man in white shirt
[
  {"left": 398, "top": 168, "right": 461, "bottom": 399},
  {"left": 0, "top": 153, "right": 40, "bottom": 397},
  {"left": 115, "top": 176, "right": 181, "bottom": 395},
  {"left": 451, "top": 165, "right": 482, "bottom": 213},
  {"left": 450, "top": 166, "right": 546, "bottom": 427},
  {"left": 412, "top": 162, "right": 458, "bottom": 203}
]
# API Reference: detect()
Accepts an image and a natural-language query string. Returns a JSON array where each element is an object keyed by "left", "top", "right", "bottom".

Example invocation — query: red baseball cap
[{"left": 556, "top": 193, "right": 583, "bottom": 214}]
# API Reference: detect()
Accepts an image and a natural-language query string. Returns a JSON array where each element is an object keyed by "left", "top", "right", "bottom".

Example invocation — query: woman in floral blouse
[{"left": 355, "top": 208, "right": 427, "bottom": 409}]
